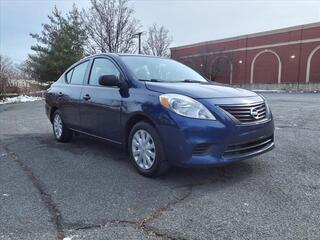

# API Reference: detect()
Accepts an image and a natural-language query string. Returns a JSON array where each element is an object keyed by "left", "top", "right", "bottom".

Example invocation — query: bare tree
[
  {"left": 0, "top": 55, "right": 21, "bottom": 96},
  {"left": 143, "top": 24, "right": 172, "bottom": 57},
  {"left": 0, "top": 55, "right": 12, "bottom": 95},
  {"left": 82, "top": 0, "right": 140, "bottom": 54},
  {"left": 0, "top": 55, "right": 13, "bottom": 78}
]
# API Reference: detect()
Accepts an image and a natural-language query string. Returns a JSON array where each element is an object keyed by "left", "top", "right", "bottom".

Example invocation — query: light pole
[{"left": 133, "top": 32, "right": 143, "bottom": 54}]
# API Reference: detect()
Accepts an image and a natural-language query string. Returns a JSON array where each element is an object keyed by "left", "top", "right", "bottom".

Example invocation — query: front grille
[
  {"left": 223, "top": 136, "right": 273, "bottom": 156},
  {"left": 219, "top": 102, "right": 267, "bottom": 123},
  {"left": 192, "top": 143, "right": 212, "bottom": 155}
]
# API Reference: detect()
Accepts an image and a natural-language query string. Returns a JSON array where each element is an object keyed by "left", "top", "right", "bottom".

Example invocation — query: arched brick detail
[
  {"left": 306, "top": 45, "right": 320, "bottom": 83},
  {"left": 250, "top": 50, "right": 282, "bottom": 84},
  {"left": 210, "top": 56, "right": 233, "bottom": 84}
]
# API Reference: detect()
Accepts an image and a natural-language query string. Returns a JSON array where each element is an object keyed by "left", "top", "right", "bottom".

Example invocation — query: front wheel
[
  {"left": 52, "top": 110, "right": 73, "bottom": 142},
  {"left": 128, "top": 122, "right": 169, "bottom": 177}
]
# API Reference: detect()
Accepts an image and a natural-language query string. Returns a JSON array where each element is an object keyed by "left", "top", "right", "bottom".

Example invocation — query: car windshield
[{"left": 120, "top": 56, "right": 208, "bottom": 83}]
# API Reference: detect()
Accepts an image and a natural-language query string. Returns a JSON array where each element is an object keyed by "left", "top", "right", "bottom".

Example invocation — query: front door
[{"left": 79, "top": 57, "right": 122, "bottom": 142}]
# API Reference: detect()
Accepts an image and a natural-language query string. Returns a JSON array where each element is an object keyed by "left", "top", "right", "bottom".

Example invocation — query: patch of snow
[
  {"left": 0, "top": 95, "right": 42, "bottom": 105},
  {"left": 3, "top": 194, "right": 9, "bottom": 197},
  {"left": 244, "top": 202, "right": 249, "bottom": 206},
  {"left": 63, "top": 237, "right": 74, "bottom": 240},
  {"left": 26, "top": 79, "right": 51, "bottom": 86}
]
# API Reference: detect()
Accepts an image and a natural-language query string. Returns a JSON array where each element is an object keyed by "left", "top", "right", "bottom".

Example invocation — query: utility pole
[{"left": 134, "top": 32, "right": 143, "bottom": 54}]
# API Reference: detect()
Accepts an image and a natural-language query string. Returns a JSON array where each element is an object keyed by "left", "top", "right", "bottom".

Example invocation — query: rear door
[
  {"left": 79, "top": 57, "right": 122, "bottom": 142},
  {"left": 57, "top": 60, "right": 90, "bottom": 129}
]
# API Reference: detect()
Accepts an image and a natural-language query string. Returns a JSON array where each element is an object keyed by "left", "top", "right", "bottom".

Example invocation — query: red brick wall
[
  {"left": 171, "top": 23, "right": 320, "bottom": 84},
  {"left": 253, "top": 52, "right": 278, "bottom": 84}
]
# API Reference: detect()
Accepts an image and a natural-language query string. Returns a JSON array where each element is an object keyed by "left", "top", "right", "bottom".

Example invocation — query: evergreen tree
[{"left": 27, "top": 5, "right": 87, "bottom": 82}]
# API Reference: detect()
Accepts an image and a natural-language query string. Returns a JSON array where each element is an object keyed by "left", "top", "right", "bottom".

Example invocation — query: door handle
[
  {"left": 83, "top": 94, "right": 91, "bottom": 101},
  {"left": 58, "top": 92, "right": 63, "bottom": 97}
]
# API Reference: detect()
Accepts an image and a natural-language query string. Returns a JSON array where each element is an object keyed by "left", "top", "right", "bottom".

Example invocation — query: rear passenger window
[
  {"left": 89, "top": 58, "right": 121, "bottom": 86},
  {"left": 68, "top": 61, "right": 89, "bottom": 85}
]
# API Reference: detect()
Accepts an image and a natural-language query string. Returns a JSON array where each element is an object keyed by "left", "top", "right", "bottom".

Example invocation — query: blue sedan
[{"left": 45, "top": 54, "right": 274, "bottom": 177}]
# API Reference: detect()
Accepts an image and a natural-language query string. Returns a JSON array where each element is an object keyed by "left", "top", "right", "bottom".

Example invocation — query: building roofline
[{"left": 170, "top": 21, "right": 320, "bottom": 50}]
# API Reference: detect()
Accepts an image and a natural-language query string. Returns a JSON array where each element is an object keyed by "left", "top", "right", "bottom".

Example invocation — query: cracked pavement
[{"left": 0, "top": 93, "right": 320, "bottom": 240}]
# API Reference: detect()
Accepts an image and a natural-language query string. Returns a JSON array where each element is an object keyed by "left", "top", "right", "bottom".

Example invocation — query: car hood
[{"left": 145, "top": 82, "right": 258, "bottom": 99}]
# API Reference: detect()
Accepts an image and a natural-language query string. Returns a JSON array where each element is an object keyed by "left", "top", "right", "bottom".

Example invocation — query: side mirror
[{"left": 99, "top": 75, "right": 120, "bottom": 87}]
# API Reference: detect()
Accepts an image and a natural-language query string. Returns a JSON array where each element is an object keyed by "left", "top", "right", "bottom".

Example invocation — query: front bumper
[{"left": 157, "top": 107, "right": 275, "bottom": 167}]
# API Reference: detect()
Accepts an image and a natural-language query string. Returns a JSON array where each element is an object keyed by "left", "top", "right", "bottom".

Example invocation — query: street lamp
[{"left": 133, "top": 32, "right": 143, "bottom": 54}]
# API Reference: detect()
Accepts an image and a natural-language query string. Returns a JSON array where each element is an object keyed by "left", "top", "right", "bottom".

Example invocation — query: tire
[
  {"left": 52, "top": 110, "right": 73, "bottom": 142},
  {"left": 128, "top": 121, "right": 169, "bottom": 177}
]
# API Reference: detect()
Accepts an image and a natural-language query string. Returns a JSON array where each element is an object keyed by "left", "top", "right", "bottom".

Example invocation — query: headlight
[{"left": 159, "top": 94, "right": 216, "bottom": 120}]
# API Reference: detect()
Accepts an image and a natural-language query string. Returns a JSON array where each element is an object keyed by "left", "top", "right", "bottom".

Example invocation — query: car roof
[
  {"left": 87, "top": 53, "right": 170, "bottom": 60},
  {"left": 66, "top": 53, "right": 172, "bottom": 74}
]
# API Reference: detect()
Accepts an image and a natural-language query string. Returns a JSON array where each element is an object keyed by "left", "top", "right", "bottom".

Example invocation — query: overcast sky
[{"left": 1, "top": 0, "right": 320, "bottom": 64}]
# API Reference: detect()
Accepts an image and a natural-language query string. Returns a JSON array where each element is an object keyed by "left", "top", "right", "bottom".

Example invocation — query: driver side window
[{"left": 89, "top": 58, "right": 121, "bottom": 86}]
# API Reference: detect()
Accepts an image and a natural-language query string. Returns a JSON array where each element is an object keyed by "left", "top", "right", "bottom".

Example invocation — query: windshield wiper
[
  {"left": 139, "top": 79, "right": 161, "bottom": 82},
  {"left": 182, "top": 79, "right": 207, "bottom": 83}
]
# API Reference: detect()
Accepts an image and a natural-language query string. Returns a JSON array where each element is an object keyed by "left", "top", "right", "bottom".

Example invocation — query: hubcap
[
  {"left": 53, "top": 114, "right": 63, "bottom": 139},
  {"left": 131, "top": 129, "right": 156, "bottom": 170}
]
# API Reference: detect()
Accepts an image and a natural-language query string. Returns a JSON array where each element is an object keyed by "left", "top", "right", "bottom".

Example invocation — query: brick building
[{"left": 170, "top": 22, "right": 320, "bottom": 90}]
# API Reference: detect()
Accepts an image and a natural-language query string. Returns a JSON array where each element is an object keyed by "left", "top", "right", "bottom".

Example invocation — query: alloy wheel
[{"left": 53, "top": 114, "right": 63, "bottom": 139}]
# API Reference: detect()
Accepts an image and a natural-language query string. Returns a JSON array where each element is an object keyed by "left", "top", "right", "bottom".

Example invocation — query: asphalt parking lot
[{"left": 0, "top": 93, "right": 319, "bottom": 240}]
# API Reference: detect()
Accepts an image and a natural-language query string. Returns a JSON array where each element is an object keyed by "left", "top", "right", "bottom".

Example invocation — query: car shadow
[{"left": 39, "top": 132, "right": 257, "bottom": 187}]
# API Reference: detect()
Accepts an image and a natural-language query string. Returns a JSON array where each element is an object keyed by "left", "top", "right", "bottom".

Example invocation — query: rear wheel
[
  {"left": 52, "top": 110, "right": 73, "bottom": 142},
  {"left": 129, "top": 122, "right": 169, "bottom": 177}
]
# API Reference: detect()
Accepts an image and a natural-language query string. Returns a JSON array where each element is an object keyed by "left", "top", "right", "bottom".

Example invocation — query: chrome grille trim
[
  {"left": 223, "top": 136, "right": 274, "bottom": 156},
  {"left": 219, "top": 101, "right": 267, "bottom": 123}
]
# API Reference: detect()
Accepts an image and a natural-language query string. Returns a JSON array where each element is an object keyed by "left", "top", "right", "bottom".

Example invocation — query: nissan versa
[{"left": 45, "top": 54, "right": 275, "bottom": 177}]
